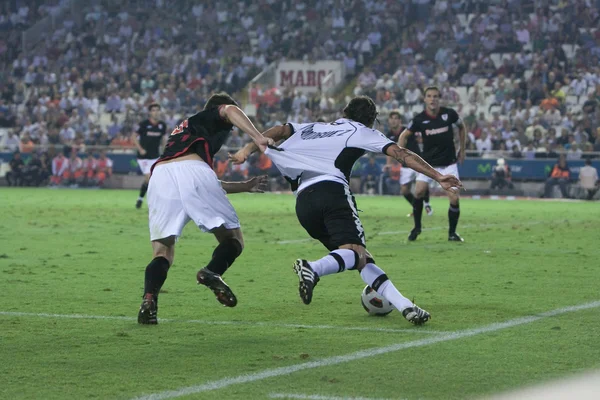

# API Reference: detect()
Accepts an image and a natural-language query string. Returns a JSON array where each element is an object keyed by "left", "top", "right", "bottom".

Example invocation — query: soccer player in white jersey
[{"left": 231, "top": 96, "right": 462, "bottom": 325}]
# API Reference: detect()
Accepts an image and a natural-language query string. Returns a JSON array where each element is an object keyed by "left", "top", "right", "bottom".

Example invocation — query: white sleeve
[{"left": 346, "top": 126, "right": 394, "bottom": 154}]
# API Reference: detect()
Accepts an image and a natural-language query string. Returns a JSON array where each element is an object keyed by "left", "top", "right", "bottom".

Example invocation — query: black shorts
[{"left": 295, "top": 181, "right": 366, "bottom": 251}]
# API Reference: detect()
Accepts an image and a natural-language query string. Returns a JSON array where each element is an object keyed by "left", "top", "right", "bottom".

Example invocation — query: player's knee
[
  {"left": 339, "top": 244, "right": 367, "bottom": 270},
  {"left": 400, "top": 185, "right": 410, "bottom": 195}
]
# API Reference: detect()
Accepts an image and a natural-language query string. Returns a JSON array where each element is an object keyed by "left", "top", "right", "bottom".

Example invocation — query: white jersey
[{"left": 264, "top": 118, "right": 394, "bottom": 193}]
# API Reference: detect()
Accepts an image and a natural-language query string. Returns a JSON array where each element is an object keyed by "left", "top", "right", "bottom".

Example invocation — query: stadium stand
[{"left": 0, "top": 0, "right": 599, "bottom": 197}]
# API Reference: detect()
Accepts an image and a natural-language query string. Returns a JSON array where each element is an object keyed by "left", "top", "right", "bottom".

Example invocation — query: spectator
[
  {"left": 578, "top": 159, "right": 599, "bottom": 200},
  {"left": 382, "top": 157, "right": 401, "bottom": 195},
  {"left": 6, "top": 151, "right": 24, "bottom": 186},
  {"left": 490, "top": 158, "right": 514, "bottom": 190},
  {"left": 1, "top": 130, "right": 20, "bottom": 152},
  {"left": 21, "top": 152, "right": 44, "bottom": 186},
  {"left": 50, "top": 151, "right": 69, "bottom": 186},
  {"left": 360, "top": 156, "right": 381, "bottom": 194},
  {"left": 543, "top": 155, "right": 571, "bottom": 198},
  {"left": 94, "top": 151, "right": 113, "bottom": 187}
]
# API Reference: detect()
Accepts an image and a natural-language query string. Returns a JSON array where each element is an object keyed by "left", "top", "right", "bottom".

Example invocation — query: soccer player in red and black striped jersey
[
  {"left": 137, "top": 93, "right": 271, "bottom": 325},
  {"left": 385, "top": 111, "right": 432, "bottom": 217},
  {"left": 400, "top": 87, "right": 466, "bottom": 242}
]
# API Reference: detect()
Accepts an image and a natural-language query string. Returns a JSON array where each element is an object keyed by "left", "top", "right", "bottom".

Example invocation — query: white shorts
[
  {"left": 147, "top": 160, "right": 240, "bottom": 241},
  {"left": 399, "top": 167, "right": 418, "bottom": 185},
  {"left": 138, "top": 158, "right": 158, "bottom": 175},
  {"left": 416, "top": 163, "right": 460, "bottom": 184}
]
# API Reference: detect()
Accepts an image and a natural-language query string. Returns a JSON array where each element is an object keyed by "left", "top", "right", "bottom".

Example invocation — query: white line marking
[
  {"left": 0, "top": 311, "right": 445, "bottom": 335},
  {"left": 276, "top": 221, "right": 544, "bottom": 244},
  {"left": 130, "top": 300, "right": 600, "bottom": 400},
  {"left": 269, "top": 393, "right": 397, "bottom": 400}
]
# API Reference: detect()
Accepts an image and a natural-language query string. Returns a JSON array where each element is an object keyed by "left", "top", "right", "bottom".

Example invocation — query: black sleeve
[
  {"left": 449, "top": 108, "right": 460, "bottom": 125},
  {"left": 136, "top": 122, "right": 145, "bottom": 136},
  {"left": 407, "top": 117, "right": 420, "bottom": 133},
  {"left": 187, "top": 107, "right": 223, "bottom": 134}
]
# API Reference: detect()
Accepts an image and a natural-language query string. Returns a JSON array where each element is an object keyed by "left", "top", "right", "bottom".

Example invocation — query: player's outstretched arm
[
  {"left": 397, "top": 128, "right": 413, "bottom": 148},
  {"left": 220, "top": 106, "right": 272, "bottom": 152},
  {"left": 385, "top": 143, "right": 462, "bottom": 193},
  {"left": 220, "top": 175, "right": 268, "bottom": 194},
  {"left": 229, "top": 124, "right": 292, "bottom": 165}
]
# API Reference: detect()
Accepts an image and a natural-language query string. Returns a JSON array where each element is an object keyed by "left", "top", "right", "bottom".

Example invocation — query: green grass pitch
[{"left": 1, "top": 188, "right": 599, "bottom": 400}]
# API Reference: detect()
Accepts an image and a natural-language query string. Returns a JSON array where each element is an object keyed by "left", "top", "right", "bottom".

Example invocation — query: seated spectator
[
  {"left": 382, "top": 157, "right": 401, "bottom": 195},
  {"left": 63, "top": 150, "right": 84, "bottom": 186},
  {"left": 110, "top": 133, "right": 135, "bottom": 148},
  {"left": 19, "top": 133, "right": 35, "bottom": 153},
  {"left": 94, "top": 151, "right": 113, "bottom": 187},
  {"left": 579, "top": 158, "right": 599, "bottom": 200},
  {"left": 249, "top": 153, "right": 273, "bottom": 177},
  {"left": 490, "top": 158, "right": 514, "bottom": 190},
  {"left": 229, "top": 161, "right": 249, "bottom": 181},
  {"left": 360, "top": 156, "right": 381, "bottom": 194},
  {"left": 50, "top": 151, "right": 69, "bottom": 186},
  {"left": 81, "top": 150, "right": 97, "bottom": 187},
  {"left": 543, "top": 155, "right": 571, "bottom": 198},
  {"left": 1, "top": 130, "right": 20, "bottom": 152},
  {"left": 21, "top": 152, "right": 44, "bottom": 186},
  {"left": 6, "top": 151, "right": 24, "bottom": 186},
  {"left": 213, "top": 151, "right": 230, "bottom": 179}
]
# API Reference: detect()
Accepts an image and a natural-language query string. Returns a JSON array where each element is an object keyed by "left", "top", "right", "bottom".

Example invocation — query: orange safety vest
[{"left": 550, "top": 164, "right": 569, "bottom": 179}]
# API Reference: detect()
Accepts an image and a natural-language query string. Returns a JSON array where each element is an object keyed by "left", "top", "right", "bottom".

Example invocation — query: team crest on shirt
[{"left": 442, "top": 114, "right": 448, "bottom": 121}]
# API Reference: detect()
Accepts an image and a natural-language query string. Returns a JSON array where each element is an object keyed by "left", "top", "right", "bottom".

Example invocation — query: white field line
[
  {"left": 129, "top": 300, "right": 600, "bottom": 400},
  {"left": 0, "top": 311, "right": 446, "bottom": 335},
  {"left": 276, "top": 221, "right": 544, "bottom": 244},
  {"left": 269, "top": 394, "right": 398, "bottom": 400}
]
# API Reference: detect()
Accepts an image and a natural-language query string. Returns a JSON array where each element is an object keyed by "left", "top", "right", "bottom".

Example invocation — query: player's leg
[
  {"left": 196, "top": 227, "right": 243, "bottom": 307},
  {"left": 136, "top": 159, "right": 153, "bottom": 209},
  {"left": 408, "top": 178, "right": 430, "bottom": 241},
  {"left": 442, "top": 164, "right": 463, "bottom": 241},
  {"left": 138, "top": 236, "right": 175, "bottom": 325},
  {"left": 399, "top": 168, "right": 415, "bottom": 216},
  {"left": 138, "top": 162, "right": 189, "bottom": 324},
  {"left": 423, "top": 186, "right": 433, "bottom": 216},
  {"left": 180, "top": 160, "right": 242, "bottom": 307}
]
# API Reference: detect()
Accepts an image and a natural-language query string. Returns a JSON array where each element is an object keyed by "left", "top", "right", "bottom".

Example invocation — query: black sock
[
  {"left": 413, "top": 198, "right": 423, "bottom": 230},
  {"left": 448, "top": 202, "right": 460, "bottom": 235},
  {"left": 139, "top": 182, "right": 148, "bottom": 199},
  {"left": 423, "top": 191, "right": 430, "bottom": 203},
  {"left": 403, "top": 192, "right": 415, "bottom": 206},
  {"left": 143, "top": 256, "right": 171, "bottom": 301},
  {"left": 205, "top": 238, "right": 243, "bottom": 276}
]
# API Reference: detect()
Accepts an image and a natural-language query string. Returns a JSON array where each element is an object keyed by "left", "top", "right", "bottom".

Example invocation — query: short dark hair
[
  {"left": 148, "top": 102, "right": 160, "bottom": 112},
  {"left": 585, "top": 158, "right": 592, "bottom": 166},
  {"left": 424, "top": 86, "right": 441, "bottom": 96},
  {"left": 389, "top": 111, "right": 401, "bottom": 119},
  {"left": 343, "top": 96, "right": 378, "bottom": 127},
  {"left": 204, "top": 92, "right": 238, "bottom": 110}
]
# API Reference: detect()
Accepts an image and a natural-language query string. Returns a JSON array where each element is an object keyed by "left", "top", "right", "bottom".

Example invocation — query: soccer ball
[{"left": 361, "top": 285, "right": 394, "bottom": 316}]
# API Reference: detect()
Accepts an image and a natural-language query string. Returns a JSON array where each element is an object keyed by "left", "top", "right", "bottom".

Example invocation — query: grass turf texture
[{"left": 0, "top": 188, "right": 599, "bottom": 400}]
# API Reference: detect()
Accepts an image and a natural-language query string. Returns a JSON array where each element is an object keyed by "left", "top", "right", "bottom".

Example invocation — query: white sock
[
  {"left": 360, "top": 263, "right": 413, "bottom": 312},
  {"left": 424, "top": 201, "right": 430, "bottom": 206},
  {"left": 138, "top": 196, "right": 143, "bottom": 201},
  {"left": 309, "top": 249, "right": 357, "bottom": 278}
]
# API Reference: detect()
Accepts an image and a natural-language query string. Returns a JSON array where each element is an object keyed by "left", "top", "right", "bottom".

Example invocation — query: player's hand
[
  {"left": 245, "top": 175, "right": 268, "bottom": 193},
  {"left": 254, "top": 136, "right": 275, "bottom": 153},
  {"left": 438, "top": 174, "right": 463, "bottom": 193},
  {"left": 139, "top": 148, "right": 147, "bottom": 156},
  {"left": 229, "top": 148, "right": 250, "bottom": 165}
]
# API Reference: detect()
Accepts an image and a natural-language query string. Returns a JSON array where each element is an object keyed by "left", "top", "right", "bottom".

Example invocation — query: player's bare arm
[
  {"left": 385, "top": 143, "right": 462, "bottom": 192},
  {"left": 229, "top": 124, "right": 292, "bottom": 165},
  {"left": 398, "top": 129, "right": 413, "bottom": 148},
  {"left": 220, "top": 175, "right": 268, "bottom": 194},
  {"left": 456, "top": 117, "right": 466, "bottom": 164},
  {"left": 219, "top": 105, "right": 273, "bottom": 152},
  {"left": 132, "top": 133, "right": 146, "bottom": 155}
]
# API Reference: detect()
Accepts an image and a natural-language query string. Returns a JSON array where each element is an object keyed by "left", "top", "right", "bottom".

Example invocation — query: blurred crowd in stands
[{"left": 1, "top": 0, "right": 600, "bottom": 194}]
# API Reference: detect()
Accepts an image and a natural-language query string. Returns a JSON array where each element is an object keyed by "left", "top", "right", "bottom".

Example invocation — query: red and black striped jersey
[{"left": 152, "top": 106, "right": 233, "bottom": 172}]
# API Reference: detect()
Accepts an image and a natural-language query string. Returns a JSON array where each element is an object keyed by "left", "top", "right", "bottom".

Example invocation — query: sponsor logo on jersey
[
  {"left": 422, "top": 120, "right": 430, "bottom": 124},
  {"left": 425, "top": 126, "right": 449, "bottom": 136},
  {"left": 300, "top": 124, "right": 352, "bottom": 140},
  {"left": 442, "top": 114, "right": 448, "bottom": 121}
]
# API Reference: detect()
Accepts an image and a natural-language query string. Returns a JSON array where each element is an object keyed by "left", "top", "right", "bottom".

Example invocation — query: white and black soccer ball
[{"left": 361, "top": 285, "right": 394, "bottom": 316}]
